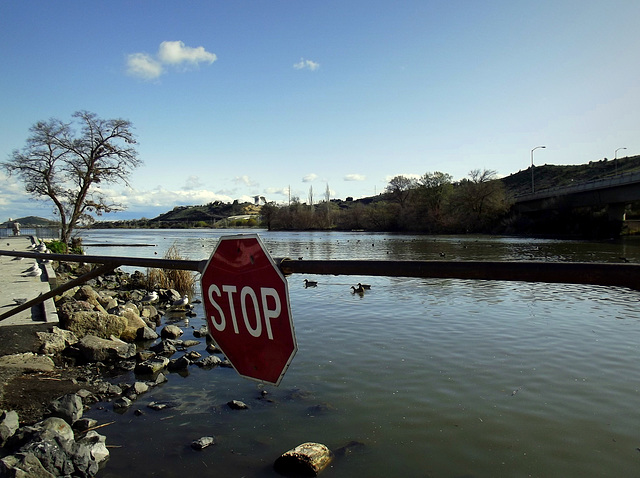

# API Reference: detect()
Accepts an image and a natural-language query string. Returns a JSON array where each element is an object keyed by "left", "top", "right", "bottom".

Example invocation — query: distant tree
[
  {"left": 448, "top": 169, "right": 507, "bottom": 231},
  {"left": 416, "top": 171, "right": 453, "bottom": 229},
  {"left": 2, "top": 111, "right": 140, "bottom": 244},
  {"left": 385, "top": 175, "right": 415, "bottom": 209}
]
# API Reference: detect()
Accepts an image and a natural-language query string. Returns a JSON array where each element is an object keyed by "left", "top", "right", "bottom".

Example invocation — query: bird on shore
[
  {"left": 357, "top": 282, "right": 371, "bottom": 290},
  {"left": 23, "top": 267, "right": 42, "bottom": 278},
  {"left": 35, "top": 243, "right": 47, "bottom": 253},
  {"left": 303, "top": 279, "right": 318, "bottom": 288},
  {"left": 142, "top": 291, "right": 159, "bottom": 303},
  {"left": 172, "top": 295, "right": 189, "bottom": 308},
  {"left": 24, "top": 263, "right": 39, "bottom": 273}
]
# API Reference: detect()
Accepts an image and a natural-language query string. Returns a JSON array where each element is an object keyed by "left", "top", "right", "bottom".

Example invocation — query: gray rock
[
  {"left": 196, "top": 355, "right": 222, "bottom": 368},
  {"left": 0, "top": 452, "right": 57, "bottom": 477},
  {"left": 0, "top": 410, "right": 19, "bottom": 446},
  {"left": 227, "top": 400, "right": 249, "bottom": 410},
  {"left": 161, "top": 325, "right": 183, "bottom": 339},
  {"left": 135, "top": 357, "right": 169, "bottom": 375},
  {"left": 72, "top": 418, "right": 98, "bottom": 432},
  {"left": 36, "top": 327, "right": 78, "bottom": 355},
  {"left": 193, "top": 326, "right": 209, "bottom": 338},
  {"left": 47, "top": 394, "right": 83, "bottom": 424},
  {"left": 191, "top": 436, "right": 215, "bottom": 450},
  {"left": 168, "top": 355, "right": 191, "bottom": 371},
  {"left": 137, "top": 326, "right": 159, "bottom": 341},
  {"left": 77, "top": 335, "right": 136, "bottom": 362},
  {"left": 149, "top": 340, "right": 177, "bottom": 356},
  {"left": 113, "top": 397, "right": 133, "bottom": 410}
]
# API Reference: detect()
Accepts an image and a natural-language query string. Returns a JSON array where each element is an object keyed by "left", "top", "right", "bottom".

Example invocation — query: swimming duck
[
  {"left": 303, "top": 279, "right": 318, "bottom": 287},
  {"left": 357, "top": 282, "right": 371, "bottom": 290},
  {"left": 351, "top": 285, "right": 365, "bottom": 294}
]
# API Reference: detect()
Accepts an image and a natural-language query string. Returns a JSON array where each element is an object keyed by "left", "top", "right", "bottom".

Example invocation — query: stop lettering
[{"left": 200, "top": 234, "right": 297, "bottom": 385}]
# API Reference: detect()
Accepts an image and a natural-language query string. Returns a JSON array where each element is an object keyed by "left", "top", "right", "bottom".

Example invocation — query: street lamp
[
  {"left": 615, "top": 147, "right": 627, "bottom": 175},
  {"left": 531, "top": 145, "right": 546, "bottom": 193}
]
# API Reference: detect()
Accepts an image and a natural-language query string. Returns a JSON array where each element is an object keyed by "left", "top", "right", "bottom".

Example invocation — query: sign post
[{"left": 200, "top": 234, "right": 297, "bottom": 385}]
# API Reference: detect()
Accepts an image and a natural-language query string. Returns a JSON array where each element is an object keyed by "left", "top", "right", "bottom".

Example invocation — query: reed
[{"left": 146, "top": 245, "right": 195, "bottom": 297}]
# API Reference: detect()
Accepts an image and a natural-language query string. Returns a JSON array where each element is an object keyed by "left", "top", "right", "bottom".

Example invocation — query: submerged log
[{"left": 274, "top": 442, "right": 333, "bottom": 476}]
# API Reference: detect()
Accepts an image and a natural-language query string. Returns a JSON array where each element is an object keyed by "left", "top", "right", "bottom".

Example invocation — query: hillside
[
  {"left": 501, "top": 155, "right": 640, "bottom": 197},
  {"left": 0, "top": 216, "right": 59, "bottom": 227}
]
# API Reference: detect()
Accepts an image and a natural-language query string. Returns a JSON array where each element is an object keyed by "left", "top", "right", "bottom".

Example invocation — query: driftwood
[{"left": 274, "top": 442, "right": 333, "bottom": 476}]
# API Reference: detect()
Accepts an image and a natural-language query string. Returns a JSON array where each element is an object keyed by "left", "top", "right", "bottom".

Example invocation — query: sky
[{"left": 1, "top": 1, "right": 639, "bottom": 221}]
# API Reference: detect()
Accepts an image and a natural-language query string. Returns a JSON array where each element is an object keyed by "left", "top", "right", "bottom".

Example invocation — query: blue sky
[{"left": 1, "top": 1, "right": 639, "bottom": 221}]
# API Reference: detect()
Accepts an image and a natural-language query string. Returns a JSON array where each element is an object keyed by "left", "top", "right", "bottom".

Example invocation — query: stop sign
[{"left": 200, "top": 234, "right": 297, "bottom": 385}]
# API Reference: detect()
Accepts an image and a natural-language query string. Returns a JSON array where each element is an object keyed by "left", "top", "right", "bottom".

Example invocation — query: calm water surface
[{"left": 77, "top": 230, "right": 640, "bottom": 478}]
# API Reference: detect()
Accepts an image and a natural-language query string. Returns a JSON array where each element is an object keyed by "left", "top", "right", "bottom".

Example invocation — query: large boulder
[
  {"left": 62, "top": 311, "right": 127, "bottom": 340},
  {"left": 77, "top": 335, "right": 136, "bottom": 362}
]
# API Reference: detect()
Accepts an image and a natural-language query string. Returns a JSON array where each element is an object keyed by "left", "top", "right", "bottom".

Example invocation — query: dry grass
[{"left": 146, "top": 245, "right": 196, "bottom": 297}]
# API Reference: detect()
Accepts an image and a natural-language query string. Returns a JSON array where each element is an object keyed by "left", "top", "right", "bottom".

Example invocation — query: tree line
[{"left": 261, "top": 169, "right": 509, "bottom": 233}]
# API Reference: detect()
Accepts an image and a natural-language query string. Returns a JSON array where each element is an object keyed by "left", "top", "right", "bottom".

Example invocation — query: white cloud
[
  {"left": 126, "top": 53, "right": 164, "bottom": 80},
  {"left": 302, "top": 173, "right": 317, "bottom": 182},
  {"left": 157, "top": 41, "right": 217, "bottom": 66},
  {"left": 233, "top": 175, "right": 258, "bottom": 187},
  {"left": 293, "top": 58, "right": 320, "bottom": 71},
  {"left": 182, "top": 175, "right": 204, "bottom": 191},
  {"left": 344, "top": 174, "right": 366, "bottom": 181},
  {"left": 126, "top": 41, "right": 217, "bottom": 81}
]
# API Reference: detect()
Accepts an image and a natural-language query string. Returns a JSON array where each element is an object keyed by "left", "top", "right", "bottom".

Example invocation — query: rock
[
  {"left": 196, "top": 355, "right": 222, "bottom": 368},
  {"left": 191, "top": 436, "right": 215, "bottom": 450},
  {"left": 152, "top": 372, "right": 168, "bottom": 386},
  {"left": 0, "top": 410, "right": 19, "bottom": 446},
  {"left": 0, "top": 353, "right": 54, "bottom": 372},
  {"left": 77, "top": 335, "right": 136, "bottom": 362},
  {"left": 147, "top": 401, "right": 176, "bottom": 411},
  {"left": 72, "top": 418, "right": 98, "bottom": 432},
  {"left": 134, "top": 357, "right": 169, "bottom": 375},
  {"left": 184, "top": 351, "right": 201, "bottom": 361},
  {"left": 0, "top": 452, "right": 57, "bottom": 478},
  {"left": 180, "top": 339, "right": 200, "bottom": 349},
  {"left": 77, "top": 430, "right": 109, "bottom": 467},
  {"left": 36, "top": 326, "right": 78, "bottom": 355},
  {"left": 131, "top": 381, "right": 150, "bottom": 395},
  {"left": 193, "top": 326, "right": 209, "bottom": 338},
  {"left": 333, "top": 440, "right": 365, "bottom": 457},
  {"left": 274, "top": 442, "right": 333, "bottom": 476},
  {"left": 167, "top": 355, "right": 191, "bottom": 371},
  {"left": 47, "top": 394, "right": 83, "bottom": 424},
  {"left": 113, "top": 397, "right": 133, "bottom": 410},
  {"left": 149, "top": 340, "right": 177, "bottom": 356},
  {"left": 227, "top": 400, "right": 249, "bottom": 410},
  {"left": 206, "top": 343, "right": 222, "bottom": 354},
  {"left": 62, "top": 311, "right": 127, "bottom": 340},
  {"left": 161, "top": 325, "right": 183, "bottom": 339},
  {"left": 137, "top": 326, "right": 159, "bottom": 341}
]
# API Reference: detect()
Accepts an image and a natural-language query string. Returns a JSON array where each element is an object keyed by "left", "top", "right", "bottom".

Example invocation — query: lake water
[{"left": 76, "top": 229, "right": 640, "bottom": 478}]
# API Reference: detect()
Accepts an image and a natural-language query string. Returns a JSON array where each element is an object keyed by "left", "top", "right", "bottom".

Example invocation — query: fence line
[{"left": 1, "top": 249, "right": 639, "bottom": 291}]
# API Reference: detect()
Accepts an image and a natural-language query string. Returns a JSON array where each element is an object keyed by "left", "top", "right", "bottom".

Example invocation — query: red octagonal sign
[{"left": 201, "top": 234, "right": 297, "bottom": 385}]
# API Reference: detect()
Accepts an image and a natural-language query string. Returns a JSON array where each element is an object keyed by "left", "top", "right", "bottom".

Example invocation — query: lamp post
[
  {"left": 615, "top": 147, "right": 626, "bottom": 175},
  {"left": 531, "top": 145, "right": 546, "bottom": 193}
]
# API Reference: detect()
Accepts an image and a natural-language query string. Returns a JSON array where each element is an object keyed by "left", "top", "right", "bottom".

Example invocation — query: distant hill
[
  {"left": 0, "top": 216, "right": 59, "bottom": 227},
  {"left": 500, "top": 155, "right": 640, "bottom": 197}
]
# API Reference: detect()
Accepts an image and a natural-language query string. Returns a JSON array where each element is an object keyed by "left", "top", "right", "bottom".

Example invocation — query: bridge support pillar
[{"left": 607, "top": 203, "right": 627, "bottom": 222}]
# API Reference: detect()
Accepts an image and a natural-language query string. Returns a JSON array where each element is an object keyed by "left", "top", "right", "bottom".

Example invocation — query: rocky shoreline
[{"left": 0, "top": 262, "right": 226, "bottom": 477}]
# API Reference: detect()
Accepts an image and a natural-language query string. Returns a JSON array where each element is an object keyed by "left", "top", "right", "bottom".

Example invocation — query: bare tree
[{"left": 3, "top": 111, "right": 141, "bottom": 244}]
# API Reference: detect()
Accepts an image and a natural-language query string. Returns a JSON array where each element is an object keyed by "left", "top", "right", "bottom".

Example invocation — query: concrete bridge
[{"left": 513, "top": 171, "right": 640, "bottom": 221}]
